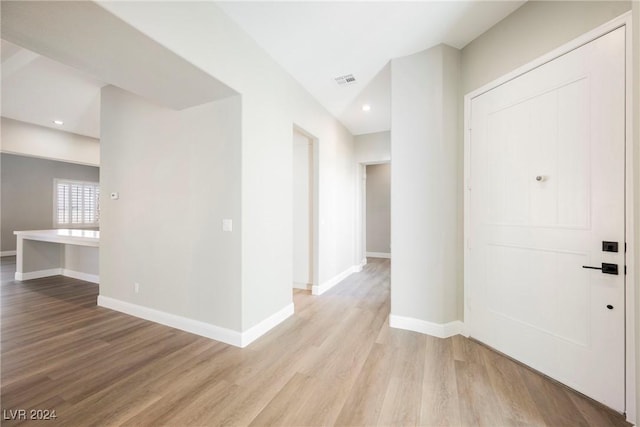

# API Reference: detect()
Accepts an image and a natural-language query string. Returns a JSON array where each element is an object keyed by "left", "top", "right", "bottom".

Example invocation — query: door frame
[
  {"left": 293, "top": 125, "right": 319, "bottom": 291},
  {"left": 463, "top": 12, "right": 635, "bottom": 421},
  {"left": 357, "top": 163, "right": 367, "bottom": 268},
  {"left": 356, "top": 160, "right": 392, "bottom": 266}
]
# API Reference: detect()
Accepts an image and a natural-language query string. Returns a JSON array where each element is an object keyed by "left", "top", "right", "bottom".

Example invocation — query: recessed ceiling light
[
  {"left": 362, "top": 104, "right": 371, "bottom": 112},
  {"left": 53, "top": 120, "right": 64, "bottom": 125}
]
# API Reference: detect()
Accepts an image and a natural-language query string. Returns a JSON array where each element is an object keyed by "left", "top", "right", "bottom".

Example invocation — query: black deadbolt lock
[{"left": 602, "top": 241, "right": 619, "bottom": 253}]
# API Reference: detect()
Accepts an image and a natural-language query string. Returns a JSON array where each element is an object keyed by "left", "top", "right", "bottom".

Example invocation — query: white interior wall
[
  {"left": 98, "top": 2, "right": 356, "bottom": 331},
  {"left": 391, "top": 44, "right": 460, "bottom": 327},
  {"left": 0, "top": 117, "right": 100, "bottom": 166},
  {"left": 293, "top": 131, "right": 312, "bottom": 288},
  {"left": 100, "top": 86, "right": 243, "bottom": 331}
]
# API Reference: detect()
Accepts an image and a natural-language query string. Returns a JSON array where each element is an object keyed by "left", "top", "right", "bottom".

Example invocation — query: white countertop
[{"left": 14, "top": 229, "right": 100, "bottom": 247}]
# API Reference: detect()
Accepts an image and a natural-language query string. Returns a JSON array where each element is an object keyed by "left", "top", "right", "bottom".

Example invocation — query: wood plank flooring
[{"left": 0, "top": 256, "right": 630, "bottom": 426}]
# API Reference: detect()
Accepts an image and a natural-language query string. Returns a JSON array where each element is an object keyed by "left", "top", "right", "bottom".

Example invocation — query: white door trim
[
  {"left": 293, "top": 125, "right": 320, "bottom": 292},
  {"left": 463, "top": 12, "right": 635, "bottom": 422}
]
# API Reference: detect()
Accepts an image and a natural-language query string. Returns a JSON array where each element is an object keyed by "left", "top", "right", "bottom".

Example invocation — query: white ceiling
[
  {"left": 1, "top": 1, "right": 525, "bottom": 139},
  {"left": 1, "top": 39, "right": 104, "bottom": 138},
  {"left": 217, "top": 1, "right": 526, "bottom": 135},
  {"left": 1, "top": 0, "right": 236, "bottom": 140}
]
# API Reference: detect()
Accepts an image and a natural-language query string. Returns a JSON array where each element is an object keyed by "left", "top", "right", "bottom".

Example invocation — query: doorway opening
[
  {"left": 357, "top": 160, "right": 391, "bottom": 267},
  {"left": 292, "top": 127, "right": 318, "bottom": 292},
  {"left": 363, "top": 163, "right": 391, "bottom": 260}
]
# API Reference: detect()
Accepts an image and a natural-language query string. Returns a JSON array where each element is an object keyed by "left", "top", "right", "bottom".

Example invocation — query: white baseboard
[
  {"left": 1, "top": 250, "right": 16, "bottom": 257},
  {"left": 15, "top": 268, "right": 63, "bottom": 281},
  {"left": 293, "top": 282, "right": 311, "bottom": 290},
  {"left": 241, "top": 303, "right": 294, "bottom": 347},
  {"left": 62, "top": 269, "right": 99, "bottom": 284},
  {"left": 15, "top": 268, "right": 99, "bottom": 284},
  {"left": 97, "top": 296, "right": 294, "bottom": 348},
  {"left": 354, "top": 257, "right": 368, "bottom": 272},
  {"left": 366, "top": 252, "right": 391, "bottom": 259},
  {"left": 98, "top": 295, "right": 243, "bottom": 347},
  {"left": 312, "top": 264, "right": 360, "bottom": 295},
  {"left": 389, "top": 314, "right": 464, "bottom": 339}
]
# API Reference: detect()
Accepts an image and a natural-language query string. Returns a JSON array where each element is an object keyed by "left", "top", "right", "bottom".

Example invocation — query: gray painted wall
[
  {"left": 100, "top": 86, "right": 243, "bottom": 331},
  {"left": 366, "top": 163, "right": 390, "bottom": 254},
  {"left": 1, "top": 153, "right": 99, "bottom": 252}
]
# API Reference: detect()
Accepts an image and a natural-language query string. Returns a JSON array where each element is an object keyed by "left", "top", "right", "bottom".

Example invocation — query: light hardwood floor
[{"left": 0, "top": 256, "right": 630, "bottom": 426}]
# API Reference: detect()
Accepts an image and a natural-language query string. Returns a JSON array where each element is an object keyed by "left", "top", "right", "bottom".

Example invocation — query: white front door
[{"left": 468, "top": 27, "right": 626, "bottom": 411}]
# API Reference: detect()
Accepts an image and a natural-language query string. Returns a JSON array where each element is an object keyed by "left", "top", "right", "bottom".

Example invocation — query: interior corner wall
[
  {"left": 99, "top": 85, "right": 242, "bottom": 331},
  {"left": 97, "top": 2, "right": 356, "bottom": 332},
  {"left": 391, "top": 44, "right": 460, "bottom": 325},
  {"left": 0, "top": 153, "right": 99, "bottom": 252},
  {"left": 0, "top": 117, "right": 100, "bottom": 166}
]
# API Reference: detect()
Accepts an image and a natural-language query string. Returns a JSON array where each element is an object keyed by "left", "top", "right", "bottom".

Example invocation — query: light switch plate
[{"left": 222, "top": 219, "right": 233, "bottom": 232}]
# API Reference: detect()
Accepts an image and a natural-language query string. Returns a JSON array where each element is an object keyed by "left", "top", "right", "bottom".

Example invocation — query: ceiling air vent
[{"left": 335, "top": 74, "right": 357, "bottom": 86}]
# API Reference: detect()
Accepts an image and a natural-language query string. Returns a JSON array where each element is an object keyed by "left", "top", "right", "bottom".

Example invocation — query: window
[{"left": 54, "top": 179, "right": 100, "bottom": 227}]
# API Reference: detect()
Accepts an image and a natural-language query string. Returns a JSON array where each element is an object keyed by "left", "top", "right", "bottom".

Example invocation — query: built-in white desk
[{"left": 14, "top": 229, "right": 99, "bottom": 283}]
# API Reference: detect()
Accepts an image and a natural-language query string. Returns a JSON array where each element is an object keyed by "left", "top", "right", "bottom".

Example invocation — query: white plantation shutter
[
  {"left": 54, "top": 180, "right": 99, "bottom": 227},
  {"left": 84, "top": 185, "right": 98, "bottom": 223},
  {"left": 71, "top": 183, "right": 82, "bottom": 224},
  {"left": 56, "top": 182, "right": 70, "bottom": 224}
]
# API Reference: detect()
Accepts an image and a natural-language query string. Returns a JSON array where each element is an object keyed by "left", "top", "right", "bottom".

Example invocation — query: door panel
[{"left": 469, "top": 27, "right": 625, "bottom": 411}]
